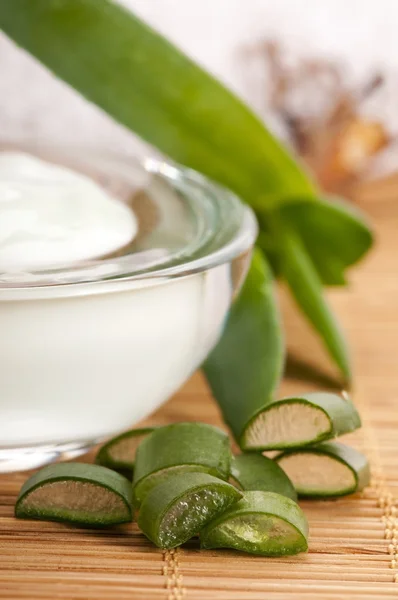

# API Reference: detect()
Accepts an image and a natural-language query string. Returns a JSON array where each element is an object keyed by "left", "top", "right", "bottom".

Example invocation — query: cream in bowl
[
  {"left": 0, "top": 151, "right": 138, "bottom": 271},
  {"left": 0, "top": 145, "right": 257, "bottom": 472}
]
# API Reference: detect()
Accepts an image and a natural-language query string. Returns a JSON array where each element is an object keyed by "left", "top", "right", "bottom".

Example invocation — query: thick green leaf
[
  {"left": 0, "top": 0, "right": 314, "bottom": 208},
  {"left": 278, "top": 197, "right": 373, "bottom": 285},
  {"left": 278, "top": 226, "right": 350, "bottom": 382},
  {"left": 257, "top": 196, "right": 373, "bottom": 285},
  {"left": 256, "top": 198, "right": 371, "bottom": 379},
  {"left": 203, "top": 249, "right": 284, "bottom": 446}
]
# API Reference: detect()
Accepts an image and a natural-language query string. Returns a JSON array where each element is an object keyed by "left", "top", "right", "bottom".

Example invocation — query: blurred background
[{"left": 2, "top": 0, "right": 398, "bottom": 198}]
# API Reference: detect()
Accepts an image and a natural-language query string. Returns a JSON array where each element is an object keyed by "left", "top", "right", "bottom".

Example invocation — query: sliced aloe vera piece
[
  {"left": 96, "top": 427, "right": 155, "bottom": 473},
  {"left": 276, "top": 442, "right": 370, "bottom": 497},
  {"left": 243, "top": 392, "right": 361, "bottom": 451},
  {"left": 138, "top": 472, "right": 242, "bottom": 549},
  {"left": 132, "top": 423, "right": 231, "bottom": 506},
  {"left": 231, "top": 454, "right": 297, "bottom": 501},
  {"left": 200, "top": 491, "right": 308, "bottom": 556},
  {"left": 204, "top": 250, "right": 284, "bottom": 448},
  {"left": 15, "top": 463, "right": 133, "bottom": 526}
]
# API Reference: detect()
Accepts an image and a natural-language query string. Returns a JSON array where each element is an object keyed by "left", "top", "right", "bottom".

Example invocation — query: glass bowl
[{"left": 0, "top": 142, "right": 257, "bottom": 472}]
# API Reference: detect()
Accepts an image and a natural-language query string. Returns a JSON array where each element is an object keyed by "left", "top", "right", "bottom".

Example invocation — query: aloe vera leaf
[
  {"left": 276, "top": 442, "right": 371, "bottom": 497},
  {"left": 243, "top": 392, "right": 361, "bottom": 451},
  {"left": 231, "top": 454, "right": 297, "bottom": 501},
  {"left": 203, "top": 249, "right": 284, "bottom": 447},
  {"left": 132, "top": 423, "right": 231, "bottom": 506},
  {"left": 15, "top": 463, "right": 133, "bottom": 526},
  {"left": 200, "top": 490, "right": 308, "bottom": 556},
  {"left": 0, "top": 0, "right": 315, "bottom": 208},
  {"left": 278, "top": 224, "right": 350, "bottom": 382},
  {"left": 96, "top": 427, "right": 155, "bottom": 473},
  {"left": 278, "top": 197, "right": 373, "bottom": 285},
  {"left": 138, "top": 472, "right": 242, "bottom": 549}
]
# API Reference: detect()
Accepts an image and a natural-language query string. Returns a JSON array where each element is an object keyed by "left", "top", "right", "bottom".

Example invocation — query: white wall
[{"left": 0, "top": 0, "right": 396, "bottom": 151}]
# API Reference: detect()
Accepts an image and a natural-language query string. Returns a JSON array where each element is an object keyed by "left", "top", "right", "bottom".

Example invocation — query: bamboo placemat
[{"left": 1, "top": 178, "right": 398, "bottom": 599}]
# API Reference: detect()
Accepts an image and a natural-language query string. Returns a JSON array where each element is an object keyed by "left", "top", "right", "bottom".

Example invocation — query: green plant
[{"left": 0, "top": 0, "right": 373, "bottom": 446}]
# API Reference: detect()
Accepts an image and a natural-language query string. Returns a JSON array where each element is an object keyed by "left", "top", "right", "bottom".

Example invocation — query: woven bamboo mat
[{"left": 1, "top": 177, "right": 398, "bottom": 599}]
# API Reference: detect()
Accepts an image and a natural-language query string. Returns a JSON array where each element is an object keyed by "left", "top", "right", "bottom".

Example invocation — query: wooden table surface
[{"left": 1, "top": 177, "right": 398, "bottom": 599}]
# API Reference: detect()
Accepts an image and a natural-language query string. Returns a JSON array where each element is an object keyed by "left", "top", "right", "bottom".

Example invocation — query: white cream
[{"left": 0, "top": 152, "right": 137, "bottom": 271}]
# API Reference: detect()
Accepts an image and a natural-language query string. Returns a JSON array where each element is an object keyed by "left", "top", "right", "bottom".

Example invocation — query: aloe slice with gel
[
  {"left": 138, "top": 472, "right": 242, "bottom": 549},
  {"left": 276, "top": 442, "right": 370, "bottom": 497},
  {"left": 200, "top": 491, "right": 308, "bottom": 556},
  {"left": 15, "top": 463, "right": 133, "bottom": 526},
  {"left": 243, "top": 392, "right": 361, "bottom": 451},
  {"left": 96, "top": 427, "right": 155, "bottom": 473}
]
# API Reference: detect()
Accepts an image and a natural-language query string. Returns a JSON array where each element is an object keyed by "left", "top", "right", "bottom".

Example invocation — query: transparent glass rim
[{"left": 0, "top": 142, "right": 258, "bottom": 297}]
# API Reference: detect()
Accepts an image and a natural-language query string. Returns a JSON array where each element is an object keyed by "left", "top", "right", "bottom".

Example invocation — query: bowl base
[{"left": 0, "top": 439, "right": 101, "bottom": 473}]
